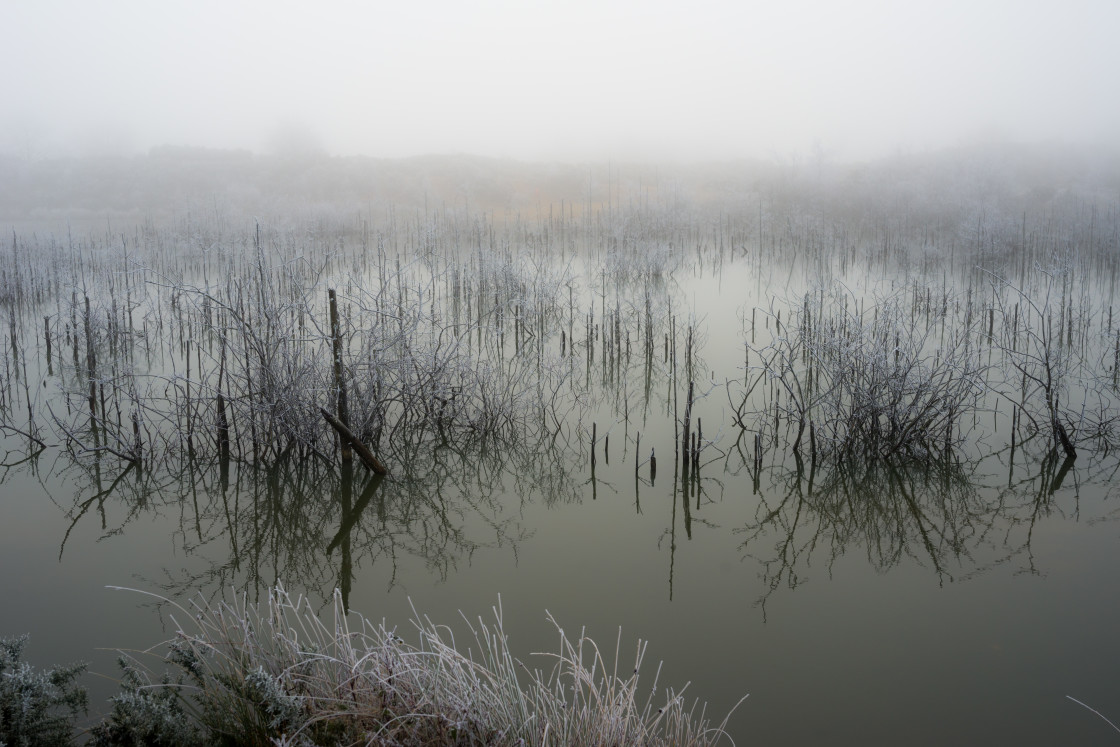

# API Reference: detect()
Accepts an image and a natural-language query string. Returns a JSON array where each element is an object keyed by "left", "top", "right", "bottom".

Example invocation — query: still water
[{"left": 2, "top": 214, "right": 1120, "bottom": 746}]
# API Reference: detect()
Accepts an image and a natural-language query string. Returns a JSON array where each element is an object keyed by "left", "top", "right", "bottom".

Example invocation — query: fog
[{"left": 3, "top": 0, "right": 1119, "bottom": 163}]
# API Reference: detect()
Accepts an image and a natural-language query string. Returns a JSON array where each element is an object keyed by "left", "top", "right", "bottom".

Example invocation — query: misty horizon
[
  {"left": 4, "top": 7, "right": 1120, "bottom": 743},
  {"left": 4, "top": 0, "right": 1120, "bottom": 165}
]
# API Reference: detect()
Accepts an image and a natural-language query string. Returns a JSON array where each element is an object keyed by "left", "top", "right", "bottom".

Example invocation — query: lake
[{"left": 2, "top": 149, "right": 1120, "bottom": 745}]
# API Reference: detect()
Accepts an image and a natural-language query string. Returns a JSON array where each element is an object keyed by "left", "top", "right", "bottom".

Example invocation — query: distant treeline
[{"left": 2, "top": 142, "right": 1117, "bottom": 230}]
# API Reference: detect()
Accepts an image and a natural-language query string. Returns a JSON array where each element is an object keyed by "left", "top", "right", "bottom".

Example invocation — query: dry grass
[{"left": 106, "top": 586, "right": 745, "bottom": 746}]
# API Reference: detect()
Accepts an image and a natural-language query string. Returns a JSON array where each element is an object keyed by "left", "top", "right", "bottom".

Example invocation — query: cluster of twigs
[
  {"left": 35, "top": 235, "right": 582, "bottom": 474},
  {"left": 734, "top": 284, "right": 986, "bottom": 462},
  {"left": 733, "top": 256, "right": 1119, "bottom": 463}
]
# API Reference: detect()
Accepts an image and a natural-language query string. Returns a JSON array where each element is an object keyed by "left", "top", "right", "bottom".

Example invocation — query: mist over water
[
  {"left": 3, "top": 0, "right": 1120, "bottom": 162},
  {"left": 3, "top": 2, "right": 1120, "bottom": 745},
  {"left": 1, "top": 144, "right": 1120, "bottom": 745}
]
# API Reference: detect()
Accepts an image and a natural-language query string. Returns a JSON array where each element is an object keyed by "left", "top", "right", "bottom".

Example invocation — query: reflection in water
[
  {"left": 50, "top": 423, "right": 584, "bottom": 609},
  {"left": 731, "top": 438, "right": 1106, "bottom": 617},
  {"left": 15, "top": 375, "right": 1120, "bottom": 623},
  {"left": 661, "top": 441, "right": 724, "bottom": 602},
  {"left": 327, "top": 464, "right": 382, "bottom": 610}
]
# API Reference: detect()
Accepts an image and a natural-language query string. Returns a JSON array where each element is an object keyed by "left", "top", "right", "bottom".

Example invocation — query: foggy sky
[{"left": 3, "top": 0, "right": 1119, "bottom": 163}]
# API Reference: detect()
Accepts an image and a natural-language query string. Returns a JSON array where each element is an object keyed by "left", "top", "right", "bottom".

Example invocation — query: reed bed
[
  {"left": 731, "top": 249, "right": 1120, "bottom": 465},
  {"left": 0, "top": 216, "right": 696, "bottom": 514},
  {"left": 93, "top": 586, "right": 744, "bottom": 746},
  {"left": 0, "top": 150, "right": 1118, "bottom": 518},
  {"left": 32, "top": 236, "right": 585, "bottom": 470},
  {"left": 3, "top": 152, "right": 1118, "bottom": 474},
  {"left": 734, "top": 283, "right": 987, "bottom": 461}
]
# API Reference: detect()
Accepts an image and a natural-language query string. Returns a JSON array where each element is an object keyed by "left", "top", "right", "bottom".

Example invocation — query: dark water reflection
[
  {"left": 50, "top": 428, "right": 582, "bottom": 610},
  {"left": 5, "top": 389, "right": 1120, "bottom": 745},
  {"left": 17, "top": 415, "right": 1115, "bottom": 733},
  {"left": 43, "top": 425, "right": 1106, "bottom": 611},
  {"left": 735, "top": 453, "right": 1055, "bottom": 614}
]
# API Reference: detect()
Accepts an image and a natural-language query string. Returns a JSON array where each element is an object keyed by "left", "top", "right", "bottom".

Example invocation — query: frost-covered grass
[{"left": 89, "top": 586, "right": 744, "bottom": 747}]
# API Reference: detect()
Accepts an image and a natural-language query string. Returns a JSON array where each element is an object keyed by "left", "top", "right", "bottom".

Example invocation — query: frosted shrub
[
  {"left": 94, "top": 586, "right": 743, "bottom": 747},
  {"left": 0, "top": 636, "right": 87, "bottom": 747},
  {"left": 88, "top": 657, "right": 202, "bottom": 747}
]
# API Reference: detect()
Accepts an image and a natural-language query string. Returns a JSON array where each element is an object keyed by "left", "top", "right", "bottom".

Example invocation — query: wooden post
[
  {"left": 43, "top": 316, "right": 52, "bottom": 374},
  {"left": 84, "top": 296, "right": 98, "bottom": 444},
  {"left": 329, "top": 289, "right": 351, "bottom": 464},
  {"left": 216, "top": 338, "right": 230, "bottom": 467}
]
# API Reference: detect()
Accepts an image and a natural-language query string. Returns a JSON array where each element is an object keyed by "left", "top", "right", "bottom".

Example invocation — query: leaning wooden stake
[
  {"left": 1053, "top": 418, "right": 1077, "bottom": 460},
  {"left": 320, "top": 407, "right": 388, "bottom": 475}
]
